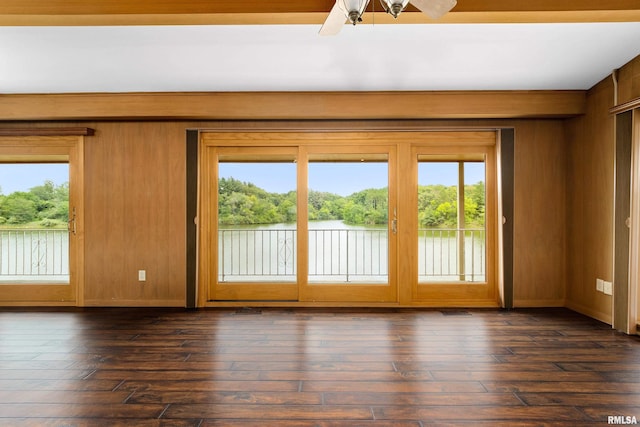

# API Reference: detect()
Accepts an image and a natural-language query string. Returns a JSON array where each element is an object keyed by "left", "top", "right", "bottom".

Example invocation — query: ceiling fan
[{"left": 320, "top": 0, "right": 457, "bottom": 35}]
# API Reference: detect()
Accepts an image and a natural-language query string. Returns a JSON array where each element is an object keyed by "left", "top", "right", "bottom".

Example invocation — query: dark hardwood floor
[{"left": 0, "top": 307, "right": 639, "bottom": 426}]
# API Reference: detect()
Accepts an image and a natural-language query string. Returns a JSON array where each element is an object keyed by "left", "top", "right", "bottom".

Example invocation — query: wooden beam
[
  {"left": 0, "top": 0, "right": 638, "bottom": 25},
  {"left": 0, "top": 127, "right": 95, "bottom": 136},
  {"left": 0, "top": 91, "right": 585, "bottom": 121},
  {"left": 610, "top": 96, "right": 640, "bottom": 115}
]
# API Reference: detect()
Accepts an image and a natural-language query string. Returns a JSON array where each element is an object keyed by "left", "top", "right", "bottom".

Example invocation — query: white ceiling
[{"left": 1, "top": 22, "right": 640, "bottom": 94}]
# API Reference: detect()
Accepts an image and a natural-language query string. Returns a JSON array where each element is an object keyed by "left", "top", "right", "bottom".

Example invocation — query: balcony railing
[
  {"left": 0, "top": 229, "right": 70, "bottom": 283},
  {"left": 418, "top": 228, "right": 485, "bottom": 282},
  {"left": 219, "top": 227, "right": 486, "bottom": 283},
  {"left": 218, "top": 229, "right": 297, "bottom": 282},
  {"left": 308, "top": 228, "right": 388, "bottom": 282}
]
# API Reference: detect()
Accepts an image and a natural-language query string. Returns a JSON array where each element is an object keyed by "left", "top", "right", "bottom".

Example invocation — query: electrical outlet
[
  {"left": 603, "top": 280, "right": 613, "bottom": 296},
  {"left": 138, "top": 270, "right": 146, "bottom": 282},
  {"left": 596, "top": 278, "right": 604, "bottom": 292}
]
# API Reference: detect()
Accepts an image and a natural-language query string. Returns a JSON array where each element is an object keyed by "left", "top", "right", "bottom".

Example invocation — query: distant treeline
[
  {"left": 218, "top": 177, "right": 485, "bottom": 227},
  {"left": 0, "top": 181, "right": 69, "bottom": 227}
]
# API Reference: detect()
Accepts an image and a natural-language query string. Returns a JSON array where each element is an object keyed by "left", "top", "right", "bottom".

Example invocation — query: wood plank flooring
[{"left": 0, "top": 307, "right": 639, "bottom": 426}]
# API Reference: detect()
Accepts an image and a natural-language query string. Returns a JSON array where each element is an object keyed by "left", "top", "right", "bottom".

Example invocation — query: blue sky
[
  {"left": 0, "top": 164, "right": 69, "bottom": 195},
  {"left": 220, "top": 162, "right": 484, "bottom": 196}
]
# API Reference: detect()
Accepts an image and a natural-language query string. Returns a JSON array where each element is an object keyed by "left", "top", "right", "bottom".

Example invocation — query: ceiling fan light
[
  {"left": 380, "top": 0, "right": 410, "bottom": 18},
  {"left": 338, "top": 0, "right": 370, "bottom": 24}
]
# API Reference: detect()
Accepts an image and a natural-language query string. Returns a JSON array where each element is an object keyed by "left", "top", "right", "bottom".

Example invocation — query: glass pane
[
  {"left": 308, "top": 159, "right": 388, "bottom": 283},
  {"left": 0, "top": 163, "right": 70, "bottom": 284},
  {"left": 418, "top": 161, "right": 486, "bottom": 283},
  {"left": 217, "top": 161, "right": 297, "bottom": 282}
]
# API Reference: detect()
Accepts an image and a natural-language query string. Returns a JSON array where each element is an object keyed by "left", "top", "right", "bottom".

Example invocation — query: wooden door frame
[
  {"left": 298, "top": 143, "right": 398, "bottom": 303},
  {"left": 0, "top": 135, "right": 85, "bottom": 306},
  {"left": 204, "top": 145, "right": 300, "bottom": 302},
  {"left": 197, "top": 129, "right": 501, "bottom": 307},
  {"left": 627, "top": 109, "right": 640, "bottom": 335},
  {"left": 198, "top": 132, "right": 400, "bottom": 304},
  {"left": 407, "top": 134, "right": 499, "bottom": 307}
]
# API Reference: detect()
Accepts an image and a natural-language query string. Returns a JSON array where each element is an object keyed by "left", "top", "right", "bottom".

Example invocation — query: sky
[
  {"left": 0, "top": 164, "right": 69, "bottom": 195},
  {"left": 219, "top": 162, "right": 485, "bottom": 196}
]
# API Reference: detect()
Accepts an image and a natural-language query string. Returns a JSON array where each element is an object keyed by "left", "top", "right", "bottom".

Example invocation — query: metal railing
[
  {"left": 218, "top": 227, "right": 485, "bottom": 283},
  {"left": 0, "top": 229, "right": 70, "bottom": 282},
  {"left": 308, "top": 228, "right": 388, "bottom": 282},
  {"left": 418, "top": 228, "right": 485, "bottom": 282},
  {"left": 218, "top": 229, "right": 297, "bottom": 282},
  {"left": 218, "top": 227, "right": 389, "bottom": 283}
]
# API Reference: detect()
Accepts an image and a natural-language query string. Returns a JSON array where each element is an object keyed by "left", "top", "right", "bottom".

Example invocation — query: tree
[
  {"left": 215, "top": 176, "right": 484, "bottom": 228},
  {"left": 0, "top": 193, "right": 38, "bottom": 224}
]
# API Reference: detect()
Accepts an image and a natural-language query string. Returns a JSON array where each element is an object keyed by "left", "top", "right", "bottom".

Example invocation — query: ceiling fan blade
[
  {"left": 319, "top": 1, "right": 347, "bottom": 36},
  {"left": 410, "top": 0, "right": 456, "bottom": 20}
]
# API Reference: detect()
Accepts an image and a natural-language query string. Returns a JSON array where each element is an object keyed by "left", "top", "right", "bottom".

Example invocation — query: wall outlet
[
  {"left": 596, "top": 278, "right": 604, "bottom": 292},
  {"left": 603, "top": 280, "right": 613, "bottom": 296},
  {"left": 138, "top": 270, "right": 146, "bottom": 282}
]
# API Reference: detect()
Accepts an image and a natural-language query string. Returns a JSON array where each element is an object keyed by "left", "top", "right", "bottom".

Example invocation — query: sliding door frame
[
  {"left": 0, "top": 135, "right": 85, "bottom": 306},
  {"left": 198, "top": 129, "right": 501, "bottom": 307}
]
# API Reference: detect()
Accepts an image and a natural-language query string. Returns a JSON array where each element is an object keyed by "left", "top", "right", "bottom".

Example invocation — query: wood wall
[
  {"left": 83, "top": 121, "right": 187, "bottom": 306},
  {"left": 565, "top": 79, "right": 616, "bottom": 323},
  {"left": 80, "top": 118, "right": 572, "bottom": 306},
  {"left": 512, "top": 120, "right": 567, "bottom": 307},
  {"left": 618, "top": 54, "right": 640, "bottom": 105},
  {"left": 0, "top": 116, "right": 568, "bottom": 307},
  {"left": 561, "top": 54, "right": 640, "bottom": 324}
]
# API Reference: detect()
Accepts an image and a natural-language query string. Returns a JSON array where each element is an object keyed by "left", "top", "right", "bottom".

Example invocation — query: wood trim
[
  {"left": 3, "top": 11, "right": 640, "bottom": 26},
  {"left": 0, "top": 127, "right": 95, "bottom": 136},
  {"left": 410, "top": 142, "right": 499, "bottom": 305},
  {"left": 201, "top": 130, "right": 498, "bottom": 146},
  {"left": 83, "top": 299, "right": 185, "bottom": 307},
  {"left": 3, "top": 0, "right": 639, "bottom": 15},
  {"left": 515, "top": 298, "right": 566, "bottom": 308},
  {"left": 630, "top": 109, "right": 640, "bottom": 336},
  {"left": 198, "top": 129, "right": 499, "bottom": 306},
  {"left": 610, "top": 97, "right": 640, "bottom": 115},
  {"left": 1, "top": 0, "right": 639, "bottom": 25},
  {"left": 613, "top": 111, "right": 633, "bottom": 333},
  {"left": 0, "top": 135, "right": 84, "bottom": 306},
  {"left": 565, "top": 299, "right": 612, "bottom": 325},
  {"left": 0, "top": 91, "right": 587, "bottom": 121}
]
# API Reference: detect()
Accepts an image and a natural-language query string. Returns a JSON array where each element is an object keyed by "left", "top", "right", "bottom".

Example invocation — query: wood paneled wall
[
  {"left": 617, "top": 54, "right": 640, "bottom": 106},
  {"left": 87, "top": 118, "right": 567, "bottom": 307},
  {"left": 0, "top": 118, "right": 567, "bottom": 307},
  {"left": 83, "top": 121, "right": 187, "bottom": 306},
  {"left": 512, "top": 120, "right": 567, "bottom": 307},
  {"left": 565, "top": 78, "right": 616, "bottom": 323}
]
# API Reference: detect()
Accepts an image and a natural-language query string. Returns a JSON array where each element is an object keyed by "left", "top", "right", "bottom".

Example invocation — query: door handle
[
  {"left": 391, "top": 207, "right": 397, "bottom": 235},
  {"left": 68, "top": 207, "right": 77, "bottom": 235}
]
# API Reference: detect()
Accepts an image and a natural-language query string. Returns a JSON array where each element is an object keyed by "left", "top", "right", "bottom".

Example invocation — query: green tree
[
  {"left": 343, "top": 188, "right": 388, "bottom": 225},
  {"left": 0, "top": 192, "right": 38, "bottom": 224},
  {"left": 417, "top": 182, "right": 485, "bottom": 228}
]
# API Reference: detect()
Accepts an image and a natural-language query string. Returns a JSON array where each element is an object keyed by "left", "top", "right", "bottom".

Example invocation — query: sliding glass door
[
  {"left": 209, "top": 147, "right": 299, "bottom": 301},
  {"left": 199, "top": 131, "right": 497, "bottom": 306},
  {"left": 411, "top": 144, "right": 498, "bottom": 304},
  {"left": 0, "top": 136, "right": 84, "bottom": 305},
  {"left": 300, "top": 146, "right": 397, "bottom": 303},
  {"left": 201, "top": 137, "right": 397, "bottom": 303}
]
